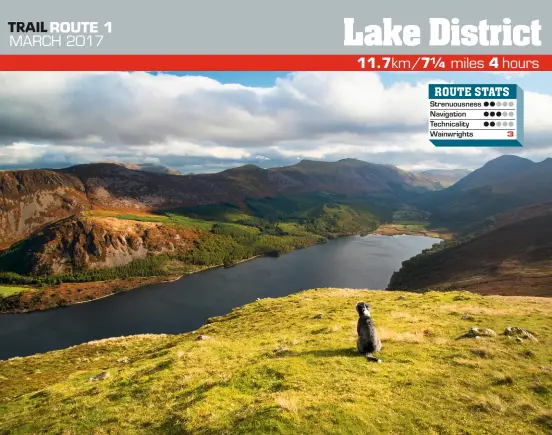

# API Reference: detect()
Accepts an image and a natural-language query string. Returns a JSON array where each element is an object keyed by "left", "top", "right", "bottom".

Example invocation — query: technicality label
[{"left": 428, "top": 84, "right": 524, "bottom": 146}]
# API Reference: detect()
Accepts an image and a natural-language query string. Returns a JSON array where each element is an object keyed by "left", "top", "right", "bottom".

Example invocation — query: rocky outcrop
[
  {"left": 1, "top": 216, "right": 196, "bottom": 275},
  {"left": 0, "top": 170, "right": 88, "bottom": 248}
]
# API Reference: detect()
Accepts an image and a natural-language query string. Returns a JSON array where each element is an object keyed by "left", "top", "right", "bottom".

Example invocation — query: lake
[{"left": 0, "top": 235, "right": 439, "bottom": 360}]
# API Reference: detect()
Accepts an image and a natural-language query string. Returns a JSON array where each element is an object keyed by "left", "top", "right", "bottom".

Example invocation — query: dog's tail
[{"left": 365, "top": 354, "right": 382, "bottom": 363}]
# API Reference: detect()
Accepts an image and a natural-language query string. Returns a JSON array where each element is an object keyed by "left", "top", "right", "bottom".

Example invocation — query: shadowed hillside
[
  {"left": 388, "top": 202, "right": 552, "bottom": 296},
  {"left": 417, "top": 156, "right": 552, "bottom": 232},
  {"left": 450, "top": 155, "right": 533, "bottom": 191},
  {"left": 118, "top": 163, "right": 183, "bottom": 176}
]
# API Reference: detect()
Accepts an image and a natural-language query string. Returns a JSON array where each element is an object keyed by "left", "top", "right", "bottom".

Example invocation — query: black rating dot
[
  {"left": 497, "top": 112, "right": 501, "bottom": 117},
  {"left": 490, "top": 102, "right": 495, "bottom": 107},
  {"left": 490, "top": 112, "right": 495, "bottom": 117},
  {"left": 484, "top": 102, "right": 489, "bottom": 107},
  {"left": 484, "top": 111, "right": 489, "bottom": 117},
  {"left": 484, "top": 122, "right": 489, "bottom": 127},
  {"left": 490, "top": 121, "right": 495, "bottom": 127}
]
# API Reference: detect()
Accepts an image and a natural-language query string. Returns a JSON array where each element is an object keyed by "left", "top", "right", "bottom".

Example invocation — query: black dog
[{"left": 356, "top": 302, "right": 382, "bottom": 362}]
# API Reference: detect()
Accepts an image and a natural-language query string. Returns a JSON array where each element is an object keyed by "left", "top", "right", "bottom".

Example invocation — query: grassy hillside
[
  {"left": 418, "top": 169, "right": 471, "bottom": 188},
  {"left": 1, "top": 289, "right": 551, "bottom": 434}
]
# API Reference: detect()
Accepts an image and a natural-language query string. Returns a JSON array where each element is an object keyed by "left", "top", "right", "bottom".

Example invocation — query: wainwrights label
[{"left": 428, "top": 84, "right": 524, "bottom": 147}]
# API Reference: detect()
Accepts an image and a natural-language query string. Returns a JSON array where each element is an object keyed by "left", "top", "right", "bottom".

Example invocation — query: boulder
[
  {"left": 504, "top": 327, "right": 538, "bottom": 342},
  {"left": 465, "top": 328, "right": 497, "bottom": 338},
  {"left": 90, "top": 372, "right": 110, "bottom": 382}
]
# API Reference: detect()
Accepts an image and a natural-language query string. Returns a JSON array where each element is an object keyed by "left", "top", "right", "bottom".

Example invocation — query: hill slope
[
  {"left": 0, "top": 216, "right": 197, "bottom": 276},
  {"left": 418, "top": 169, "right": 471, "bottom": 188},
  {"left": 0, "top": 170, "right": 88, "bottom": 248},
  {"left": 1, "top": 289, "right": 551, "bottom": 434},
  {"left": 117, "top": 163, "right": 183, "bottom": 176},
  {"left": 418, "top": 156, "right": 552, "bottom": 231},
  {"left": 388, "top": 202, "right": 552, "bottom": 296},
  {"left": 450, "top": 155, "right": 533, "bottom": 191}
]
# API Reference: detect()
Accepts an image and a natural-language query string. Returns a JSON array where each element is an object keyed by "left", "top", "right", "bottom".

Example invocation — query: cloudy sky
[{"left": 1, "top": 71, "right": 551, "bottom": 174}]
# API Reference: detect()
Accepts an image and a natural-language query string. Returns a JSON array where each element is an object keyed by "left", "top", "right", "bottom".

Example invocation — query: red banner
[{"left": 0, "top": 54, "right": 547, "bottom": 71}]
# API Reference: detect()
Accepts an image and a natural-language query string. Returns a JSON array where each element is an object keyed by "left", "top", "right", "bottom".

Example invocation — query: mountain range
[
  {"left": 1, "top": 154, "right": 552, "bottom": 308},
  {"left": 416, "top": 155, "right": 552, "bottom": 232},
  {"left": 416, "top": 169, "right": 472, "bottom": 187},
  {"left": 0, "top": 159, "right": 440, "bottom": 248}
]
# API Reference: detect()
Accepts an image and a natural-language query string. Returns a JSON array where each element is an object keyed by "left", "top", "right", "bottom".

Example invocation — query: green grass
[
  {"left": 115, "top": 213, "right": 217, "bottom": 231},
  {"left": 0, "top": 285, "right": 32, "bottom": 298},
  {"left": 115, "top": 214, "right": 170, "bottom": 223},
  {"left": 166, "top": 203, "right": 255, "bottom": 224},
  {"left": 387, "top": 222, "right": 432, "bottom": 233},
  {"left": 1, "top": 289, "right": 551, "bottom": 434},
  {"left": 165, "top": 214, "right": 218, "bottom": 231}
]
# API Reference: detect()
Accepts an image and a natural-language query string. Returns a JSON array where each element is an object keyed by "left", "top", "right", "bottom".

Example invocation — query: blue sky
[{"left": 0, "top": 71, "right": 551, "bottom": 173}]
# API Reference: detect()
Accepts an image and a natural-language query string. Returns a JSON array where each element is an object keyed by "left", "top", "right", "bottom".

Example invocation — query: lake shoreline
[
  {"left": 0, "top": 233, "right": 440, "bottom": 360},
  {"left": 0, "top": 230, "right": 443, "bottom": 314}
]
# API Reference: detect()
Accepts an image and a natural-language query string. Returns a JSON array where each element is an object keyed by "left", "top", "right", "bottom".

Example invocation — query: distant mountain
[
  {"left": 417, "top": 156, "right": 552, "bottom": 232},
  {"left": 117, "top": 163, "right": 182, "bottom": 176},
  {"left": 449, "top": 155, "right": 533, "bottom": 191},
  {"left": 0, "top": 159, "right": 439, "bottom": 247},
  {"left": 388, "top": 201, "right": 552, "bottom": 297},
  {"left": 272, "top": 159, "right": 438, "bottom": 195},
  {"left": 418, "top": 169, "right": 471, "bottom": 188}
]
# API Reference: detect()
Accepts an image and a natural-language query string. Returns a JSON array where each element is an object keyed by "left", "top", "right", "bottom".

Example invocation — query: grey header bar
[{"left": 1, "top": 0, "right": 548, "bottom": 54}]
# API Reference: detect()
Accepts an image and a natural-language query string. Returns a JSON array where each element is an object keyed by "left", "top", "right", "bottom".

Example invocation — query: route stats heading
[{"left": 344, "top": 18, "right": 542, "bottom": 47}]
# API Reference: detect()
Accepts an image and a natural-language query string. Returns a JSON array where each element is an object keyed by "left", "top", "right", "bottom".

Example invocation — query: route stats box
[{"left": 428, "top": 84, "right": 524, "bottom": 147}]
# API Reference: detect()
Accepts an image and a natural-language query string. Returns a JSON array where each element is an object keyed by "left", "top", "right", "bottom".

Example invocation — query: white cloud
[
  {"left": 489, "top": 72, "right": 527, "bottom": 80},
  {"left": 0, "top": 71, "right": 550, "bottom": 172}
]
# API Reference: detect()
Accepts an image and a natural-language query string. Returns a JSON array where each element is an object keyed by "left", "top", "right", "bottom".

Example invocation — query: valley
[
  {"left": 0, "top": 159, "right": 446, "bottom": 313},
  {"left": 2, "top": 155, "right": 552, "bottom": 312},
  {"left": 387, "top": 156, "right": 552, "bottom": 296},
  {"left": 1, "top": 155, "right": 552, "bottom": 434}
]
